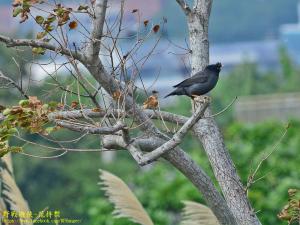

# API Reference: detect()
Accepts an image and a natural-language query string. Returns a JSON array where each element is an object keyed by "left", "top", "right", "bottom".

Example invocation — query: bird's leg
[
  {"left": 192, "top": 95, "right": 211, "bottom": 109},
  {"left": 202, "top": 95, "right": 211, "bottom": 103},
  {"left": 191, "top": 95, "right": 196, "bottom": 110},
  {"left": 193, "top": 95, "right": 211, "bottom": 103}
]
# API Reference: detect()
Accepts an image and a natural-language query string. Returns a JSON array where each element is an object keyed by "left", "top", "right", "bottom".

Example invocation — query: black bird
[{"left": 164, "top": 62, "right": 222, "bottom": 99}]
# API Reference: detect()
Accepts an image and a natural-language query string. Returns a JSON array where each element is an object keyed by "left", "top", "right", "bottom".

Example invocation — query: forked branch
[{"left": 138, "top": 100, "right": 209, "bottom": 165}]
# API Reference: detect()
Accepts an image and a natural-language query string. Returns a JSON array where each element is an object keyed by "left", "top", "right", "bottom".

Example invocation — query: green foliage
[
  {"left": 226, "top": 121, "right": 300, "bottom": 225},
  {"left": 10, "top": 119, "right": 299, "bottom": 225},
  {"left": 211, "top": 50, "right": 300, "bottom": 126}
]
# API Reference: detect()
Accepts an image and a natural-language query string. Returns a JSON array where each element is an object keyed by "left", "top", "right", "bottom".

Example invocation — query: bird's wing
[{"left": 173, "top": 72, "right": 208, "bottom": 88}]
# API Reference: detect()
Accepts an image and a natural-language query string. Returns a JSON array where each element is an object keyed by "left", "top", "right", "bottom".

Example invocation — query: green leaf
[
  {"left": 32, "top": 47, "right": 46, "bottom": 55},
  {"left": 7, "top": 128, "right": 18, "bottom": 134},
  {"left": 2, "top": 108, "right": 11, "bottom": 116},
  {"left": 48, "top": 101, "right": 58, "bottom": 108},
  {"left": 0, "top": 149, "right": 9, "bottom": 158},
  {"left": 42, "top": 104, "right": 49, "bottom": 110},
  {"left": 55, "top": 8, "right": 65, "bottom": 17},
  {"left": 13, "top": 7, "right": 22, "bottom": 17},
  {"left": 46, "top": 15, "right": 56, "bottom": 23},
  {"left": 45, "top": 25, "right": 54, "bottom": 32},
  {"left": 35, "top": 15, "right": 44, "bottom": 24},
  {"left": 19, "top": 99, "right": 30, "bottom": 107},
  {"left": 22, "top": 1, "right": 31, "bottom": 10},
  {"left": 36, "top": 31, "right": 47, "bottom": 39},
  {"left": 9, "top": 146, "right": 22, "bottom": 153},
  {"left": 45, "top": 126, "right": 55, "bottom": 134},
  {"left": 78, "top": 5, "right": 89, "bottom": 11}
]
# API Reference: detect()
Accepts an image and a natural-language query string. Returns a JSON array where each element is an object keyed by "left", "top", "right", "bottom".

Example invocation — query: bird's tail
[{"left": 164, "top": 88, "right": 182, "bottom": 98}]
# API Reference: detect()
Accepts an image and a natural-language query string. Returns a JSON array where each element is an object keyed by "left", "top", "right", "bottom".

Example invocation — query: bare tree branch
[
  {"left": 0, "top": 35, "right": 84, "bottom": 61},
  {"left": 85, "top": 0, "right": 108, "bottom": 60},
  {"left": 175, "top": 0, "right": 192, "bottom": 15},
  {"left": 102, "top": 135, "right": 238, "bottom": 225},
  {"left": 0, "top": 70, "right": 29, "bottom": 99},
  {"left": 138, "top": 100, "right": 209, "bottom": 166},
  {"left": 52, "top": 120, "right": 126, "bottom": 134},
  {"left": 48, "top": 108, "right": 188, "bottom": 126}
]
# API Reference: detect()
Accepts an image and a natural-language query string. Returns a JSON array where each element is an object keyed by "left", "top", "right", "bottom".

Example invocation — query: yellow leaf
[{"left": 68, "top": 20, "right": 78, "bottom": 29}]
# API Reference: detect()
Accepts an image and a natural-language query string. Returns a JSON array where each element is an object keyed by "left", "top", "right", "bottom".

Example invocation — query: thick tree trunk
[{"left": 186, "top": 2, "right": 262, "bottom": 225}]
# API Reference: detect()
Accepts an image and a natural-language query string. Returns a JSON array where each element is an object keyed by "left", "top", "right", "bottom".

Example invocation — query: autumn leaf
[
  {"left": 143, "top": 91, "right": 159, "bottom": 109},
  {"left": 278, "top": 189, "right": 300, "bottom": 223},
  {"left": 92, "top": 108, "right": 101, "bottom": 112},
  {"left": 12, "top": 0, "right": 22, "bottom": 7},
  {"left": 69, "top": 21, "right": 78, "bottom": 30},
  {"left": 143, "top": 20, "right": 149, "bottom": 26},
  {"left": 112, "top": 90, "right": 122, "bottom": 100},
  {"left": 152, "top": 24, "right": 160, "bottom": 33},
  {"left": 58, "top": 11, "right": 70, "bottom": 26},
  {"left": 28, "top": 96, "right": 42, "bottom": 107},
  {"left": 71, "top": 101, "right": 79, "bottom": 109},
  {"left": 10, "top": 106, "right": 23, "bottom": 115}
]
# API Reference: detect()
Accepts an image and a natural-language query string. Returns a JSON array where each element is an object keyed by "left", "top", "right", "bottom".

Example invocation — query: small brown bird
[{"left": 143, "top": 90, "right": 159, "bottom": 109}]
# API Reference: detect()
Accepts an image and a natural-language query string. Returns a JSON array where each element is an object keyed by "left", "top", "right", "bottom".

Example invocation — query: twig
[
  {"left": 85, "top": 0, "right": 108, "bottom": 60},
  {"left": 206, "top": 96, "right": 238, "bottom": 118},
  {"left": 245, "top": 124, "right": 290, "bottom": 192},
  {"left": 0, "top": 70, "right": 29, "bottom": 99},
  {"left": 53, "top": 120, "right": 126, "bottom": 134},
  {"left": 0, "top": 35, "right": 84, "bottom": 61},
  {"left": 175, "top": 0, "right": 192, "bottom": 15},
  {"left": 138, "top": 100, "right": 209, "bottom": 165}
]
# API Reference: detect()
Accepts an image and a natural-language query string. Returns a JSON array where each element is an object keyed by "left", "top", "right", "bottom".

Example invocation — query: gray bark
[
  {"left": 181, "top": 1, "right": 262, "bottom": 224},
  {"left": 102, "top": 135, "right": 237, "bottom": 225}
]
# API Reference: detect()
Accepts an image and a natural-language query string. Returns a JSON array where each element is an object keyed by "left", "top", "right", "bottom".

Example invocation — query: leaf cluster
[
  {"left": 278, "top": 189, "right": 300, "bottom": 224},
  {"left": 0, "top": 96, "right": 58, "bottom": 157}
]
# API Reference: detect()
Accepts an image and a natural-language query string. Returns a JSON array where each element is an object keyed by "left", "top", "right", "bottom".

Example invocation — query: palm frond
[
  {"left": 99, "top": 169, "right": 154, "bottom": 225},
  {"left": 181, "top": 201, "right": 220, "bottom": 225}
]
